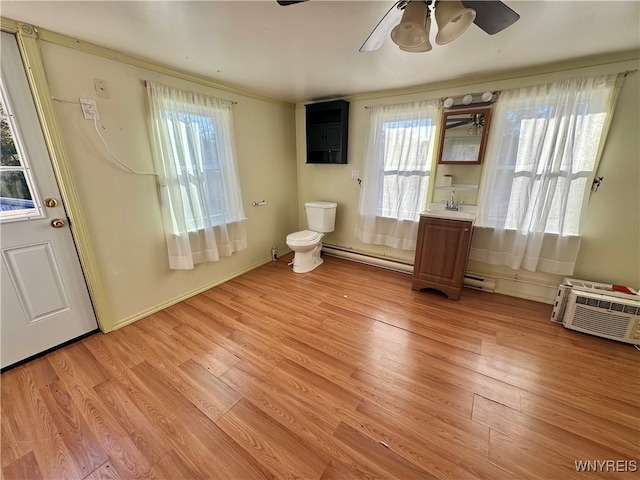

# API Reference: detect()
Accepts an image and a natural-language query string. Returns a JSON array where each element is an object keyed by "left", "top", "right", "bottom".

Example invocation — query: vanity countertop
[{"left": 420, "top": 203, "right": 478, "bottom": 223}]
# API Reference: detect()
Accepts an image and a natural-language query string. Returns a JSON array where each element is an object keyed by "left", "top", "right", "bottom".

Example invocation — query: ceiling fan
[{"left": 276, "top": 0, "right": 520, "bottom": 53}]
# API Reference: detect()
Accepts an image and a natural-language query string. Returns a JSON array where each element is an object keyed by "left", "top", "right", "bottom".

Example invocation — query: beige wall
[
  {"left": 13, "top": 18, "right": 639, "bottom": 325},
  {"left": 39, "top": 41, "right": 299, "bottom": 330},
  {"left": 295, "top": 57, "right": 640, "bottom": 301}
]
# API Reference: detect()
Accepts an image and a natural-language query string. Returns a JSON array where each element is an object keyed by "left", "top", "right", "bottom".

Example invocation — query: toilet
[{"left": 286, "top": 201, "right": 337, "bottom": 273}]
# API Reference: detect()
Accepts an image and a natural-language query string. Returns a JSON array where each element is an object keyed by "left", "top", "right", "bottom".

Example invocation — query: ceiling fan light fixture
[
  {"left": 434, "top": 0, "right": 476, "bottom": 45},
  {"left": 391, "top": 1, "right": 429, "bottom": 48},
  {"left": 399, "top": 16, "right": 433, "bottom": 52}
]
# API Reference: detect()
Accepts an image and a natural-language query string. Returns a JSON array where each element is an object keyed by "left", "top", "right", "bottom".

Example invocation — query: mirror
[{"left": 438, "top": 108, "right": 491, "bottom": 164}]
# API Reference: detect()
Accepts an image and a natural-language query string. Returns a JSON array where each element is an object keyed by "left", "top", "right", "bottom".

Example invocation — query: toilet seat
[{"left": 286, "top": 230, "right": 321, "bottom": 245}]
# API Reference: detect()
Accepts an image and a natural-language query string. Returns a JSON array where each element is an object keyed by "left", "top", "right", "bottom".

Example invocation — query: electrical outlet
[
  {"left": 350, "top": 170, "right": 359, "bottom": 180},
  {"left": 79, "top": 98, "right": 99, "bottom": 120}
]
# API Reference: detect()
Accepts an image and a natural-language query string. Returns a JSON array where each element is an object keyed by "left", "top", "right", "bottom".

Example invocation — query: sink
[{"left": 421, "top": 203, "right": 478, "bottom": 222}]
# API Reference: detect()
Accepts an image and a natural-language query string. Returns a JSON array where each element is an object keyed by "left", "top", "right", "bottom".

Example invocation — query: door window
[{"left": 0, "top": 81, "right": 40, "bottom": 221}]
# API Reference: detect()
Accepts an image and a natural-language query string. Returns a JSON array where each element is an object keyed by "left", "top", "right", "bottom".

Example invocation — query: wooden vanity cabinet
[{"left": 412, "top": 215, "right": 473, "bottom": 300}]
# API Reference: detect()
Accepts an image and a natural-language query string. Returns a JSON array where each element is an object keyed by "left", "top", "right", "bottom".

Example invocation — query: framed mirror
[{"left": 437, "top": 108, "right": 491, "bottom": 164}]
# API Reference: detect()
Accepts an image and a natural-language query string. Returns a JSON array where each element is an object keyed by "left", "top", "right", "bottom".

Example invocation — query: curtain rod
[
  {"left": 144, "top": 80, "right": 237, "bottom": 104},
  {"left": 364, "top": 70, "right": 637, "bottom": 109},
  {"left": 364, "top": 99, "right": 437, "bottom": 109}
]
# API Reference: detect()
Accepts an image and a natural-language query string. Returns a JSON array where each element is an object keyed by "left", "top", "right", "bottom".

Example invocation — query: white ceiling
[{"left": 2, "top": 1, "right": 639, "bottom": 103}]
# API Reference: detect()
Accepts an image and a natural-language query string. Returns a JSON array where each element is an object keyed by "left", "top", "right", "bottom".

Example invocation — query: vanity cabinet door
[{"left": 412, "top": 216, "right": 473, "bottom": 300}]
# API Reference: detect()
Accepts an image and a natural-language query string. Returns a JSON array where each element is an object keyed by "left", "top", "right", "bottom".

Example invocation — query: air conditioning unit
[
  {"left": 551, "top": 283, "right": 573, "bottom": 323},
  {"left": 550, "top": 278, "right": 640, "bottom": 345},
  {"left": 563, "top": 289, "right": 640, "bottom": 345}
]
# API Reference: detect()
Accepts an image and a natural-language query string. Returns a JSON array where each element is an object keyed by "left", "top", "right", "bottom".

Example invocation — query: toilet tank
[{"left": 305, "top": 201, "right": 337, "bottom": 233}]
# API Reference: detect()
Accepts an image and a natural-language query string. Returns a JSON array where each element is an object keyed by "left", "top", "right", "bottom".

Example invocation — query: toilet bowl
[
  {"left": 286, "top": 201, "right": 337, "bottom": 273},
  {"left": 286, "top": 230, "right": 325, "bottom": 273}
]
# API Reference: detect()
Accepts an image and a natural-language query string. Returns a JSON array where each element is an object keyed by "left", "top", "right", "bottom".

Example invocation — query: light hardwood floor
[{"left": 2, "top": 253, "right": 639, "bottom": 479}]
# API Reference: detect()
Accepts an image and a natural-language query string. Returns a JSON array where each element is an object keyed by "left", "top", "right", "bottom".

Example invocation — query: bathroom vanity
[{"left": 412, "top": 203, "right": 477, "bottom": 300}]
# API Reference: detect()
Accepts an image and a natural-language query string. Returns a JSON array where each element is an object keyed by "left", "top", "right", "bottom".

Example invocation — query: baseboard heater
[
  {"left": 322, "top": 245, "right": 495, "bottom": 292},
  {"left": 463, "top": 274, "right": 496, "bottom": 293},
  {"left": 322, "top": 245, "right": 413, "bottom": 274}
]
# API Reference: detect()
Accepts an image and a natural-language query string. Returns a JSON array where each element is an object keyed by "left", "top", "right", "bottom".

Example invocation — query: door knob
[{"left": 50, "top": 218, "right": 66, "bottom": 228}]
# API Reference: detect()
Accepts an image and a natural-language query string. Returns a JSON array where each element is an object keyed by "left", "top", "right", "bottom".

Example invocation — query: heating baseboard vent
[
  {"left": 463, "top": 274, "right": 495, "bottom": 293},
  {"left": 322, "top": 246, "right": 496, "bottom": 293},
  {"left": 562, "top": 289, "right": 640, "bottom": 345}
]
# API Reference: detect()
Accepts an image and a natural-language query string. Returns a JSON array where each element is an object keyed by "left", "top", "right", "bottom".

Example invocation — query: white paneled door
[{"left": 1, "top": 32, "right": 98, "bottom": 370}]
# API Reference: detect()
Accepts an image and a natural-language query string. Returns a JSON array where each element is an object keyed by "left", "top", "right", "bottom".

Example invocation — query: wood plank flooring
[{"left": 2, "top": 253, "right": 639, "bottom": 479}]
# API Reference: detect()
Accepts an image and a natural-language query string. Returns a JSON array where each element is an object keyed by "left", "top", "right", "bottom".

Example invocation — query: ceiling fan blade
[
  {"left": 462, "top": 1, "right": 519, "bottom": 35},
  {"left": 276, "top": 1, "right": 308, "bottom": 6},
  {"left": 360, "top": 1, "right": 405, "bottom": 52}
]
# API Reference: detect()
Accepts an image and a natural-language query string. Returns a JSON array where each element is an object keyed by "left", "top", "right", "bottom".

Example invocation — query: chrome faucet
[{"left": 446, "top": 190, "right": 460, "bottom": 211}]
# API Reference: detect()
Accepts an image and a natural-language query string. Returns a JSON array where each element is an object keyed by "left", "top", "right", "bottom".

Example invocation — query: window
[
  {"left": 378, "top": 118, "right": 433, "bottom": 220},
  {"left": 147, "top": 82, "right": 246, "bottom": 270},
  {"left": 0, "top": 82, "right": 39, "bottom": 220},
  {"left": 471, "top": 74, "right": 619, "bottom": 274},
  {"left": 162, "top": 110, "right": 230, "bottom": 232},
  {"left": 483, "top": 103, "right": 608, "bottom": 235},
  {"left": 355, "top": 100, "right": 439, "bottom": 250}
]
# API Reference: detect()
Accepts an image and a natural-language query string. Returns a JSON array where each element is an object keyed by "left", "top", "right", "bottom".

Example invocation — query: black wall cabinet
[{"left": 305, "top": 100, "right": 349, "bottom": 164}]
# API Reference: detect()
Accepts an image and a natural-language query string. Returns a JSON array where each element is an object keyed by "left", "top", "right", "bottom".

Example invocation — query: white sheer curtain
[
  {"left": 147, "top": 81, "right": 247, "bottom": 269},
  {"left": 355, "top": 100, "right": 439, "bottom": 250},
  {"left": 470, "top": 74, "right": 619, "bottom": 274}
]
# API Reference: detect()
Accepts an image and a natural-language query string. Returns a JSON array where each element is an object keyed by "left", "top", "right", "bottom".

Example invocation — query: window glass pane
[
  {"left": 0, "top": 90, "right": 38, "bottom": 219},
  {"left": 163, "top": 109, "right": 230, "bottom": 231},
  {"left": 572, "top": 112, "right": 606, "bottom": 173},
  {"left": 0, "top": 170, "right": 32, "bottom": 200},
  {"left": 381, "top": 173, "right": 428, "bottom": 220},
  {"left": 1, "top": 100, "right": 21, "bottom": 167},
  {"left": 564, "top": 177, "right": 587, "bottom": 235},
  {"left": 1, "top": 171, "right": 35, "bottom": 213},
  {"left": 379, "top": 118, "right": 433, "bottom": 220}
]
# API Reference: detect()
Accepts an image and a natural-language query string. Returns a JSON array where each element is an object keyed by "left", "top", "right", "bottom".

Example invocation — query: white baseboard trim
[{"left": 110, "top": 256, "right": 276, "bottom": 331}]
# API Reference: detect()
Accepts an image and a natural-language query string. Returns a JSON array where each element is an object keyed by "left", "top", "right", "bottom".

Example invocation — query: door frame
[{"left": 2, "top": 20, "right": 111, "bottom": 332}]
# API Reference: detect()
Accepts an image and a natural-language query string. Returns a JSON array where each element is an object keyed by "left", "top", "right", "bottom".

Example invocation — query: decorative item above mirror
[
  {"left": 442, "top": 91, "right": 499, "bottom": 109},
  {"left": 438, "top": 108, "right": 491, "bottom": 165}
]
